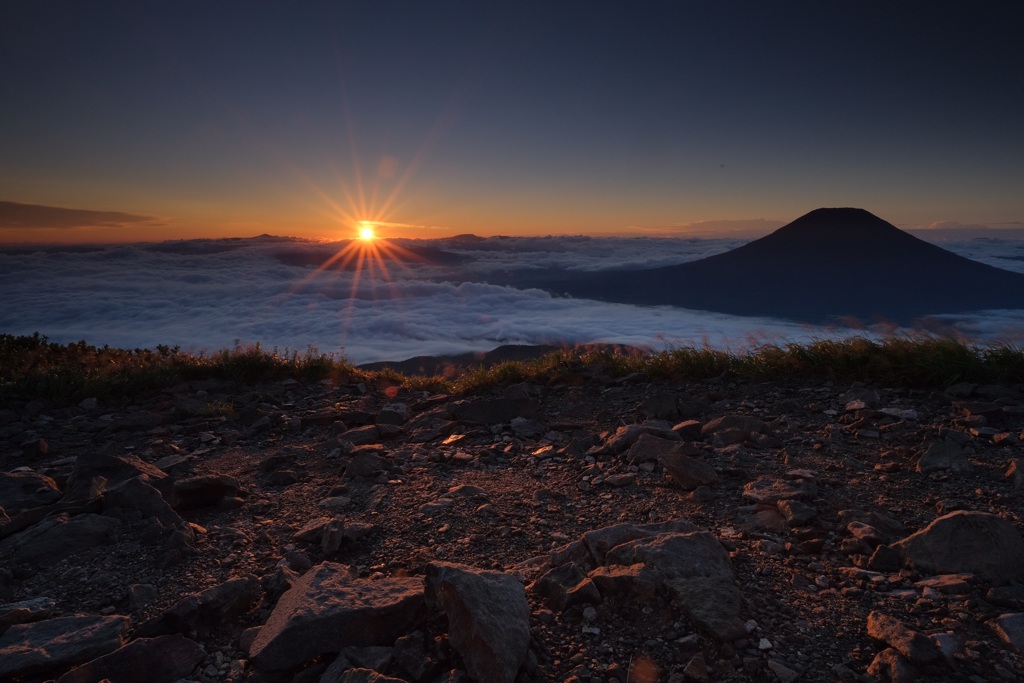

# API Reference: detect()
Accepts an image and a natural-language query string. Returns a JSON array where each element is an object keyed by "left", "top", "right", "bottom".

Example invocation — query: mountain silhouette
[{"left": 546, "top": 208, "right": 1024, "bottom": 324}]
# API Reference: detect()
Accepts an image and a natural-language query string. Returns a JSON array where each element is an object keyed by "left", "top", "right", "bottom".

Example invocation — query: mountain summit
[{"left": 549, "top": 208, "right": 1024, "bottom": 324}]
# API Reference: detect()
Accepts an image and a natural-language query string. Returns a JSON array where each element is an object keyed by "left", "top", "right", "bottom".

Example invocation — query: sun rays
[
  {"left": 281, "top": 219, "right": 436, "bottom": 352},
  {"left": 264, "top": 78, "right": 467, "bottom": 353}
]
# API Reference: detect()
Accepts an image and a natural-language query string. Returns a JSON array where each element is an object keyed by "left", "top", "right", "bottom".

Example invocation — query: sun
[{"left": 359, "top": 224, "right": 376, "bottom": 241}]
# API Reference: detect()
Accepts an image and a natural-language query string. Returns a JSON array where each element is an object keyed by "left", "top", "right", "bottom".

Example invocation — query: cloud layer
[
  {"left": 2, "top": 234, "right": 1023, "bottom": 365},
  {"left": 0, "top": 201, "right": 162, "bottom": 231}
]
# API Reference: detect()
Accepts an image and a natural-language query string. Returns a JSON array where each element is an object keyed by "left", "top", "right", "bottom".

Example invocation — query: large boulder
[
  {"left": 530, "top": 563, "right": 601, "bottom": 612},
  {"left": 0, "top": 471, "right": 62, "bottom": 515},
  {"left": 582, "top": 519, "right": 699, "bottom": 565},
  {"left": 425, "top": 562, "right": 531, "bottom": 683},
  {"left": 55, "top": 634, "right": 204, "bottom": 683},
  {"left": 136, "top": 575, "right": 261, "bottom": 638},
  {"left": 605, "top": 531, "right": 745, "bottom": 640},
  {"left": 916, "top": 441, "right": 973, "bottom": 474},
  {"left": 249, "top": 562, "right": 425, "bottom": 671},
  {"left": 0, "top": 614, "right": 128, "bottom": 679},
  {"left": 659, "top": 450, "right": 719, "bottom": 490},
  {"left": 103, "top": 477, "right": 193, "bottom": 544},
  {"left": 624, "top": 433, "right": 698, "bottom": 465},
  {"left": 65, "top": 449, "right": 171, "bottom": 500},
  {"left": 0, "top": 597, "right": 56, "bottom": 633},
  {"left": 866, "top": 611, "right": 941, "bottom": 665},
  {"left": 607, "top": 423, "right": 680, "bottom": 455},
  {"left": 0, "top": 513, "right": 120, "bottom": 567},
  {"left": 892, "top": 511, "right": 1024, "bottom": 584}
]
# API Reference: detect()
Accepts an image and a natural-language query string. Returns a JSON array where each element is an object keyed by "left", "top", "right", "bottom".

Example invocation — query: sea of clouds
[{"left": 2, "top": 234, "right": 1023, "bottom": 365}]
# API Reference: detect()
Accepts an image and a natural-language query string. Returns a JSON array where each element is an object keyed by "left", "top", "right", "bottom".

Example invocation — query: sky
[
  {"left": 4, "top": 235, "right": 1023, "bottom": 364},
  {"left": 2, "top": 1, "right": 1022, "bottom": 243}
]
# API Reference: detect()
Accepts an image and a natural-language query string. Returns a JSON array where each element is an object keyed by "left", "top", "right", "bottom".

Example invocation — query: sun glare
[{"left": 359, "top": 225, "right": 375, "bottom": 241}]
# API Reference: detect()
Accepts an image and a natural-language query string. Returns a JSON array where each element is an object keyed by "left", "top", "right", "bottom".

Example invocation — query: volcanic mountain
[{"left": 547, "top": 207, "right": 1024, "bottom": 324}]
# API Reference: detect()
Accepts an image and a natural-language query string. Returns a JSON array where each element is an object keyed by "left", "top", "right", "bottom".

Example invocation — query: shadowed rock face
[{"left": 547, "top": 208, "right": 1024, "bottom": 324}]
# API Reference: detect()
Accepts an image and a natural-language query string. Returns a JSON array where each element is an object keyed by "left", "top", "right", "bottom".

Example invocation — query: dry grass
[{"left": 2, "top": 332, "right": 1022, "bottom": 408}]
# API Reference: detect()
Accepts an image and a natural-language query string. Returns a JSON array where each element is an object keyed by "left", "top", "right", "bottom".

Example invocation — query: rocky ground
[{"left": 2, "top": 362, "right": 1024, "bottom": 683}]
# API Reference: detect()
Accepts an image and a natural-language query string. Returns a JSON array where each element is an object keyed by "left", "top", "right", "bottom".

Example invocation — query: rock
[
  {"left": 606, "top": 423, "right": 680, "bottom": 454},
  {"left": 341, "top": 425, "right": 381, "bottom": 446},
  {"left": 418, "top": 497, "right": 453, "bottom": 516},
  {"left": 66, "top": 449, "right": 171, "bottom": 499},
  {"left": 986, "top": 584, "right": 1024, "bottom": 609},
  {"left": 425, "top": 561, "right": 531, "bottom": 683},
  {"left": 128, "top": 583, "right": 159, "bottom": 610},
  {"left": 334, "top": 669, "right": 407, "bottom": 683},
  {"left": 171, "top": 474, "right": 243, "bottom": 510},
  {"left": 391, "top": 630, "right": 437, "bottom": 681},
  {"left": 866, "top": 611, "right": 941, "bottom": 664},
  {"left": 531, "top": 563, "right": 601, "bottom": 611},
  {"left": 839, "top": 509, "right": 907, "bottom": 543},
  {"left": 767, "top": 659, "right": 801, "bottom": 682},
  {"left": 737, "top": 507, "right": 788, "bottom": 533},
  {"left": 956, "top": 401, "right": 1003, "bottom": 420},
  {"left": 892, "top": 511, "right": 1024, "bottom": 584},
  {"left": 346, "top": 452, "right": 393, "bottom": 479},
  {"left": 0, "top": 471, "right": 62, "bottom": 515},
  {"left": 294, "top": 517, "right": 335, "bottom": 543},
  {"left": 604, "top": 531, "right": 745, "bottom": 640},
  {"left": 914, "top": 574, "right": 972, "bottom": 595},
  {"left": 990, "top": 613, "right": 1024, "bottom": 653},
  {"left": 604, "top": 473, "right": 636, "bottom": 487},
  {"left": 867, "top": 647, "right": 920, "bottom": 682},
  {"left": 342, "top": 645, "right": 393, "bottom": 672},
  {"left": 701, "top": 415, "right": 770, "bottom": 438},
  {"left": 582, "top": 519, "right": 699, "bottom": 565},
  {"left": 249, "top": 562, "right": 425, "bottom": 671},
  {"left": 660, "top": 450, "right": 719, "bottom": 490},
  {"left": 682, "top": 652, "right": 709, "bottom": 682},
  {"left": 0, "top": 614, "right": 128, "bottom": 679},
  {"left": 742, "top": 477, "right": 817, "bottom": 504},
  {"left": 777, "top": 499, "right": 817, "bottom": 526},
  {"left": 916, "top": 441, "right": 972, "bottom": 474},
  {"left": 1005, "top": 458, "right": 1024, "bottom": 488},
  {"left": 625, "top": 433, "right": 699, "bottom": 465},
  {"left": 510, "top": 416, "right": 546, "bottom": 438},
  {"left": 448, "top": 484, "right": 488, "bottom": 498},
  {"left": 0, "top": 474, "right": 107, "bottom": 540},
  {"left": 136, "top": 575, "right": 261, "bottom": 638},
  {"left": 587, "top": 562, "right": 664, "bottom": 602},
  {"left": 672, "top": 419, "right": 703, "bottom": 440},
  {"left": 377, "top": 403, "right": 411, "bottom": 426},
  {"left": 667, "top": 574, "right": 746, "bottom": 641},
  {"left": 322, "top": 519, "right": 346, "bottom": 554},
  {"left": 848, "top": 521, "right": 884, "bottom": 548},
  {"left": 868, "top": 545, "right": 902, "bottom": 572},
  {"left": 0, "top": 512, "right": 120, "bottom": 567},
  {"left": 103, "top": 476, "right": 193, "bottom": 544},
  {"left": 55, "top": 634, "right": 205, "bottom": 683},
  {"left": 0, "top": 596, "right": 56, "bottom": 632}
]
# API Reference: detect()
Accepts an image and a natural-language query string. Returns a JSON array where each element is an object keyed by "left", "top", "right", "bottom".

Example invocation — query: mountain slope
[{"left": 548, "top": 208, "right": 1024, "bottom": 324}]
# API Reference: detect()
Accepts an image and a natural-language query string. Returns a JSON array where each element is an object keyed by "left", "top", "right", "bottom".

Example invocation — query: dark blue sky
[{"left": 2, "top": 1, "right": 1022, "bottom": 242}]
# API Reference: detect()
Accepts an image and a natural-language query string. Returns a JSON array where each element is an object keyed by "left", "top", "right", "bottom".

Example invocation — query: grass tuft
[{"left": 2, "top": 332, "right": 1022, "bottom": 408}]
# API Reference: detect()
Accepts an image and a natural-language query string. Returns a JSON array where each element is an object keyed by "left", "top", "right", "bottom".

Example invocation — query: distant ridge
[
  {"left": 271, "top": 242, "right": 467, "bottom": 268},
  {"left": 547, "top": 208, "right": 1024, "bottom": 324},
  {"left": 357, "top": 343, "right": 642, "bottom": 376}
]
